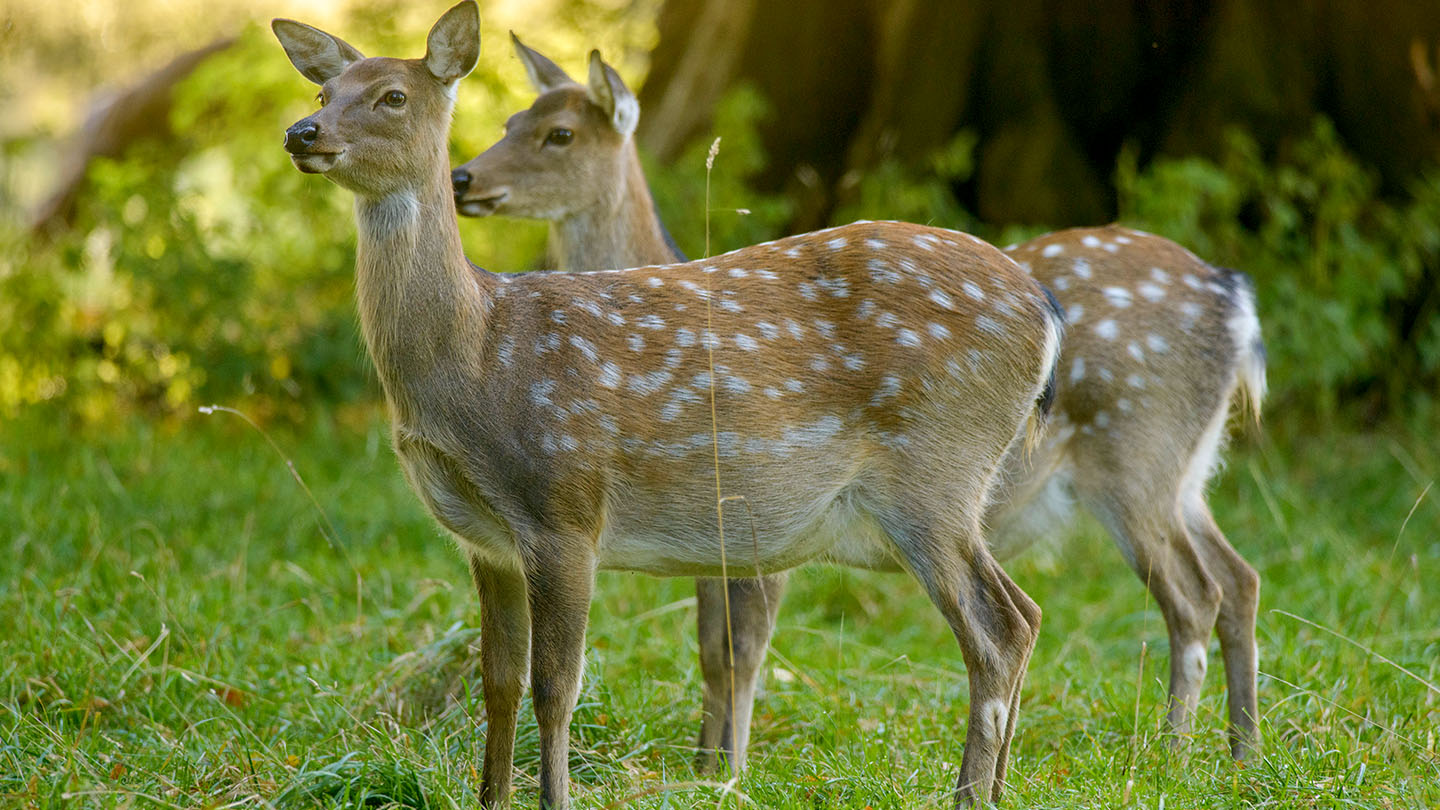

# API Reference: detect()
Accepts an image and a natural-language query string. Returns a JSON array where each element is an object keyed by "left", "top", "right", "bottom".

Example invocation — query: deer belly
[{"left": 595, "top": 484, "right": 901, "bottom": 575}]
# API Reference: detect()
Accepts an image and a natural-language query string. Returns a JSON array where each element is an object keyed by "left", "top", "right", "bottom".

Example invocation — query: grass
[{"left": 1, "top": 403, "right": 1437, "bottom": 808}]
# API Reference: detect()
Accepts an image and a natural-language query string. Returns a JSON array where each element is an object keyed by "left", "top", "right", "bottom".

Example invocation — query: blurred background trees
[{"left": 2, "top": 0, "right": 1437, "bottom": 427}]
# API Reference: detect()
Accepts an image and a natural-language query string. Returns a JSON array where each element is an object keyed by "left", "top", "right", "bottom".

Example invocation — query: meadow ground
[{"left": 1, "top": 403, "right": 1437, "bottom": 808}]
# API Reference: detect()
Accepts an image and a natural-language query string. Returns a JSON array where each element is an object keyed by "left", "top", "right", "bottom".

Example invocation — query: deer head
[
  {"left": 452, "top": 34, "right": 639, "bottom": 219},
  {"left": 274, "top": 2, "right": 479, "bottom": 199}
]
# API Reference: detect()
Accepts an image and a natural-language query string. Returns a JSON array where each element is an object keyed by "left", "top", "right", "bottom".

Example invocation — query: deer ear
[
  {"left": 586, "top": 50, "right": 638, "bottom": 137},
  {"left": 425, "top": 0, "right": 480, "bottom": 85},
  {"left": 512, "top": 32, "right": 574, "bottom": 93},
  {"left": 272, "top": 19, "right": 365, "bottom": 85}
]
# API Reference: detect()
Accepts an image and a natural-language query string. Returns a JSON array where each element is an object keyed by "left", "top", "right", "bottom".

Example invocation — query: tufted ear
[
  {"left": 511, "top": 32, "right": 575, "bottom": 93},
  {"left": 272, "top": 18, "right": 365, "bottom": 85},
  {"left": 586, "top": 50, "right": 638, "bottom": 137},
  {"left": 425, "top": 0, "right": 480, "bottom": 85}
]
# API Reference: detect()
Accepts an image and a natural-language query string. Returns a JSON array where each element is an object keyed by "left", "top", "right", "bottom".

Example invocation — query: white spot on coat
[
  {"left": 569, "top": 334, "right": 599, "bottom": 363},
  {"left": 598, "top": 362, "right": 622, "bottom": 388},
  {"left": 1103, "top": 286, "right": 1133, "bottom": 308},
  {"left": 1138, "top": 282, "right": 1166, "bottom": 302},
  {"left": 1094, "top": 319, "right": 1118, "bottom": 340}
]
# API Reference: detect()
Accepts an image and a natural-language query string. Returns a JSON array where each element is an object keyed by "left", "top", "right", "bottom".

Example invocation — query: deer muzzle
[
  {"left": 452, "top": 170, "right": 510, "bottom": 217},
  {"left": 284, "top": 118, "right": 341, "bottom": 173}
]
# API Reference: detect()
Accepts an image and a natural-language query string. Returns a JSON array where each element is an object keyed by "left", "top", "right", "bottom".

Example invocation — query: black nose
[
  {"left": 452, "top": 168, "right": 471, "bottom": 195},
  {"left": 284, "top": 122, "right": 320, "bottom": 154}
]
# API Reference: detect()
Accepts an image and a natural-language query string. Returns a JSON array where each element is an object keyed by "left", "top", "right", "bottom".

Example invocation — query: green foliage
[
  {"left": 645, "top": 85, "right": 794, "bottom": 260},
  {"left": 831, "top": 131, "right": 979, "bottom": 232}
]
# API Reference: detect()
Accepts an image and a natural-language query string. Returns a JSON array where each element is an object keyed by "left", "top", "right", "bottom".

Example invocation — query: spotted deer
[
  {"left": 452, "top": 35, "right": 788, "bottom": 774},
  {"left": 453, "top": 40, "right": 1266, "bottom": 771},
  {"left": 273, "top": 4, "right": 1065, "bottom": 808}
]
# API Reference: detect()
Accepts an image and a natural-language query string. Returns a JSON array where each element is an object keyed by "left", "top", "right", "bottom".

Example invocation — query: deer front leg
[
  {"left": 526, "top": 543, "right": 597, "bottom": 810},
  {"left": 470, "top": 556, "right": 532, "bottom": 809},
  {"left": 694, "top": 572, "right": 788, "bottom": 775}
]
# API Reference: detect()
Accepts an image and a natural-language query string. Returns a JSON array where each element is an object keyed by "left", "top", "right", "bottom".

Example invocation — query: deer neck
[
  {"left": 549, "top": 141, "right": 681, "bottom": 271},
  {"left": 353, "top": 157, "right": 493, "bottom": 422}
]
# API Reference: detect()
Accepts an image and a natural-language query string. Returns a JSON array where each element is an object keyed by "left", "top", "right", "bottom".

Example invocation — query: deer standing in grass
[
  {"left": 452, "top": 38, "right": 1266, "bottom": 772},
  {"left": 273, "top": 4, "right": 1065, "bottom": 807}
]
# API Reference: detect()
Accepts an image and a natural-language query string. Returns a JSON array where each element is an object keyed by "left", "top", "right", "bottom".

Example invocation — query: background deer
[
  {"left": 273, "top": 4, "right": 1065, "bottom": 807},
  {"left": 453, "top": 40, "right": 1266, "bottom": 769}
]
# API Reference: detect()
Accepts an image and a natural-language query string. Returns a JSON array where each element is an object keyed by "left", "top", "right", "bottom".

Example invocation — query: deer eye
[
  {"left": 383, "top": 90, "right": 407, "bottom": 108},
  {"left": 544, "top": 128, "right": 574, "bottom": 147}
]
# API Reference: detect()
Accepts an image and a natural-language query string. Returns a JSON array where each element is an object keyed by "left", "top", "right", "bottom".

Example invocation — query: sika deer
[
  {"left": 273, "top": 5, "right": 1064, "bottom": 807},
  {"left": 452, "top": 35, "right": 785, "bottom": 774},
  {"left": 453, "top": 41, "right": 1266, "bottom": 769}
]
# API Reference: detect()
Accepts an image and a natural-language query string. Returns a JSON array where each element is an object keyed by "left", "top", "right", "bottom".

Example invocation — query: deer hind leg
[
  {"left": 469, "top": 555, "right": 531, "bottom": 810},
  {"left": 695, "top": 572, "right": 789, "bottom": 775},
  {"left": 990, "top": 572, "right": 1042, "bottom": 800},
  {"left": 1081, "top": 482, "right": 1223, "bottom": 746},
  {"left": 1182, "top": 499, "right": 1260, "bottom": 760},
  {"left": 882, "top": 507, "right": 1040, "bottom": 807},
  {"left": 524, "top": 541, "right": 597, "bottom": 810}
]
